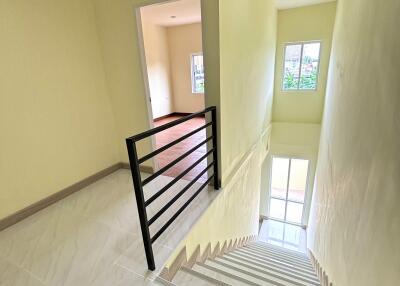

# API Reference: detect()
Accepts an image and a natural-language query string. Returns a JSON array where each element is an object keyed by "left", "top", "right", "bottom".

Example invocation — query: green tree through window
[{"left": 282, "top": 42, "right": 321, "bottom": 91}]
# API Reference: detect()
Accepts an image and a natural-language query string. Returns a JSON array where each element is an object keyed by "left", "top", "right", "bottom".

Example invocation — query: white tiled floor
[
  {"left": 258, "top": 219, "right": 307, "bottom": 253},
  {"left": 0, "top": 170, "right": 217, "bottom": 286}
]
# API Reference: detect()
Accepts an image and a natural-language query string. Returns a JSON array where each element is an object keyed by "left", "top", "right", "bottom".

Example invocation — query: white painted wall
[
  {"left": 167, "top": 23, "right": 205, "bottom": 113},
  {"left": 307, "top": 0, "right": 400, "bottom": 285},
  {"left": 141, "top": 18, "right": 174, "bottom": 119}
]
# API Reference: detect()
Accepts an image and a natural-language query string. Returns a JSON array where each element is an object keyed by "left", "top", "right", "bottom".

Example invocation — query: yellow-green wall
[
  {"left": 273, "top": 2, "right": 336, "bottom": 123},
  {"left": 165, "top": 0, "right": 276, "bottom": 267},
  {"left": 219, "top": 0, "right": 276, "bottom": 183},
  {"left": 260, "top": 3, "right": 337, "bottom": 226},
  {"left": 0, "top": 0, "right": 119, "bottom": 220},
  {"left": 307, "top": 0, "right": 400, "bottom": 284},
  {"left": 93, "top": 0, "right": 155, "bottom": 163}
]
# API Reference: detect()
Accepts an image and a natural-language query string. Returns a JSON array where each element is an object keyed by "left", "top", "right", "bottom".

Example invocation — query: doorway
[
  {"left": 137, "top": 0, "right": 207, "bottom": 181},
  {"left": 268, "top": 157, "right": 309, "bottom": 225}
]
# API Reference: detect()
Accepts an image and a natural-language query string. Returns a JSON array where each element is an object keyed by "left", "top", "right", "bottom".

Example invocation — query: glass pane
[
  {"left": 270, "top": 157, "right": 289, "bottom": 199},
  {"left": 283, "top": 44, "right": 302, "bottom": 90},
  {"left": 299, "top": 42, "right": 320, "bottom": 90},
  {"left": 286, "top": 202, "right": 303, "bottom": 223},
  {"left": 192, "top": 55, "right": 204, "bottom": 93},
  {"left": 269, "top": 198, "right": 286, "bottom": 220},
  {"left": 288, "top": 159, "right": 309, "bottom": 202}
]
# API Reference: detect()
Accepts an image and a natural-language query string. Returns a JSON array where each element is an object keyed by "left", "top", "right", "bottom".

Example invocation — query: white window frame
[
  {"left": 190, "top": 53, "right": 204, "bottom": 94},
  {"left": 268, "top": 156, "right": 311, "bottom": 226},
  {"left": 282, "top": 41, "right": 322, "bottom": 92}
]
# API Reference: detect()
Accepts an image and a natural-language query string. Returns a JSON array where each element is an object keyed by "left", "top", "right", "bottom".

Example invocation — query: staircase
[{"left": 171, "top": 241, "right": 321, "bottom": 286}]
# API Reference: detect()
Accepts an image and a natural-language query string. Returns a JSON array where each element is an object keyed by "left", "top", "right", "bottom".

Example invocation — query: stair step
[
  {"left": 235, "top": 248, "right": 315, "bottom": 273},
  {"left": 252, "top": 243, "right": 308, "bottom": 259},
  {"left": 194, "top": 261, "right": 261, "bottom": 285},
  {"left": 204, "top": 259, "right": 281, "bottom": 286},
  {"left": 247, "top": 244, "right": 310, "bottom": 263},
  {"left": 224, "top": 253, "right": 320, "bottom": 284},
  {"left": 216, "top": 256, "right": 321, "bottom": 286},
  {"left": 244, "top": 245, "right": 313, "bottom": 267},
  {"left": 173, "top": 266, "right": 227, "bottom": 286},
  {"left": 228, "top": 251, "right": 319, "bottom": 280}
]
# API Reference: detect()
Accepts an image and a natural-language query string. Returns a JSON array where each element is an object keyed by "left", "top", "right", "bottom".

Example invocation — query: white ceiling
[
  {"left": 140, "top": 0, "right": 336, "bottom": 27},
  {"left": 275, "top": 0, "right": 336, "bottom": 10},
  {"left": 140, "top": 0, "right": 201, "bottom": 27}
]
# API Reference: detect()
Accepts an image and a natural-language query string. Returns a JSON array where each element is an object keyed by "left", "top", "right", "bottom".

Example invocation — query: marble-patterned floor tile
[
  {"left": 114, "top": 239, "right": 173, "bottom": 277},
  {"left": 0, "top": 257, "right": 45, "bottom": 286},
  {"left": 0, "top": 170, "right": 217, "bottom": 285}
]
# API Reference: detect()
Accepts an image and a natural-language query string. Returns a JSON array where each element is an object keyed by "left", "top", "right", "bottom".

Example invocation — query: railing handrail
[
  {"left": 125, "top": 106, "right": 219, "bottom": 271},
  {"left": 127, "top": 106, "right": 215, "bottom": 141}
]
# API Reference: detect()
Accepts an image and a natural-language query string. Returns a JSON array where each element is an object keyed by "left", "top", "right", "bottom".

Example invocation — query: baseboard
[
  {"left": 120, "top": 162, "right": 154, "bottom": 174},
  {"left": 0, "top": 162, "right": 154, "bottom": 232},
  {"left": 153, "top": 112, "right": 205, "bottom": 122}
]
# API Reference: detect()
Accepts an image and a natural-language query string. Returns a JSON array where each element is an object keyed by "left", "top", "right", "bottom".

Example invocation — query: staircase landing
[{"left": 0, "top": 169, "right": 217, "bottom": 285}]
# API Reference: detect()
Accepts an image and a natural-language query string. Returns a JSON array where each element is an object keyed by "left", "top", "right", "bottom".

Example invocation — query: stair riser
[
  {"left": 230, "top": 251, "right": 318, "bottom": 278},
  {"left": 245, "top": 245, "right": 313, "bottom": 266},
  {"left": 213, "top": 258, "right": 308, "bottom": 286},
  {"left": 197, "top": 262, "right": 263, "bottom": 286},
  {"left": 253, "top": 243, "right": 309, "bottom": 259},
  {"left": 219, "top": 256, "right": 321, "bottom": 286},
  {"left": 226, "top": 252, "right": 320, "bottom": 283},
  {"left": 237, "top": 248, "right": 315, "bottom": 272}
]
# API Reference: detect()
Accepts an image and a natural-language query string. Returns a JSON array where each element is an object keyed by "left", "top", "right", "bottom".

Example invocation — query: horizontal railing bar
[
  {"left": 151, "top": 174, "right": 214, "bottom": 244},
  {"left": 138, "top": 122, "right": 212, "bottom": 164},
  {"left": 145, "top": 149, "right": 214, "bottom": 207},
  {"left": 128, "top": 106, "right": 215, "bottom": 142},
  {"left": 148, "top": 162, "right": 214, "bottom": 226},
  {"left": 142, "top": 136, "right": 213, "bottom": 186}
]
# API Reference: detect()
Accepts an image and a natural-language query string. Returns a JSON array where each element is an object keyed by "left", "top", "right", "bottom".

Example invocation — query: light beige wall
[
  {"left": 0, "top": 0, "right": 119, "bottom": 220},
  {"left": 307, "top": 0, "right": 400, "bottom": 285},
  {"left": 141, "top": 19, "right": 174, "bottom": 119},
  {"left": 272, "top": 2, "right": 336, "bottom": 124},
  {"left": 167, "top": 23, "right": 205, "bottom": 113},
  {"left": 93, "top": 0, "right": 154, "bottom": 164},
  {"left": 219, "top": 0, "right": 277, "bottom": 183},
  {"left": 260, "top": 123, "right": 321, "bottom": 226},
  {"left": 165, "top": 0, "right": 277, "bottom": 267}
]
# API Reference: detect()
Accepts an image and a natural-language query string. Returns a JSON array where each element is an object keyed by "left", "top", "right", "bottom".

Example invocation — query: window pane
[
  {"left": 299, "top": 42, "right": 320, "bottom": 90},
  {"left": 283, "top": 44, "right": 302, "bottom": 90},
  {"left": 270, "top": 198, "right": 286, "bottom": 220},
  {"left": 286, "top": 202, "right": 303, "bottom": 224},
  {"left": 288, "top": 159, "right": 309, "bottom": 202},
  {"left": 270, "top": 157, "right": 289, "bottom": 199},
  {"left": 192, "top": 55, "right": 204, "bottom": 93}
]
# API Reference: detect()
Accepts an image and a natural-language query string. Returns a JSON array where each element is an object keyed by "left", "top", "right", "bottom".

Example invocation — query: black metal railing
[{"left": 125, "top": 106, "right": 219, "bottom": 271}]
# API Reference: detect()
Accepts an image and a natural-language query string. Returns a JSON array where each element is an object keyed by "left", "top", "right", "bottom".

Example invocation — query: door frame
[
  {"left": 267, "top": 155, "right": 311, "bottom": 227},
  {"left": 133, "top": 0, "right": 207, "bottom": 172}
]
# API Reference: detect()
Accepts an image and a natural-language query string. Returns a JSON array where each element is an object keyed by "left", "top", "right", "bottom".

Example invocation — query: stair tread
[
  {"left": 224, "top": 252, "right": 320, "bottom": 283},
  {"left": 243, "top": 246, "right": 313, "bottom": 266},
  {"left": 194, "top": 261, "right": 261, "bottom": 286},
  {"left": 173, "top": 267, "right": 225, "bottom": 286},
  {"left": 167, "top": 241, "right": 321, "bottom": 286},
  {"left": 215, "top": 256, "right": 321, "bottom": 286},
  {"left": 234, "top": 249, "right": 316, "bottom": 274},
  {"left": 227, "top": 251, "right": 319, "bottom": 280},
  {"left": 204, "top": 259, "right": 279, "bottom": 286}
]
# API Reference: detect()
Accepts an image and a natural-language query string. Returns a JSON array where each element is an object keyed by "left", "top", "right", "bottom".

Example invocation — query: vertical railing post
[
  {"left": 125, "top": 139, "right": 155, "bottom": 270},
  {"left": 211, "top": 107, "right": 220, "bottom": 189}
]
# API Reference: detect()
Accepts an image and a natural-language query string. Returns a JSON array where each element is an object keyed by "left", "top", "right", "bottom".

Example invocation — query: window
[
  {"left": 282, "top": 42, "right": 321, "bottom": 91},
  {"left": 191, "top": 53, "right": 204, "bottom": 93},
  {"left": 269, "top": 157, "right": 309, "bottom": 224}
]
